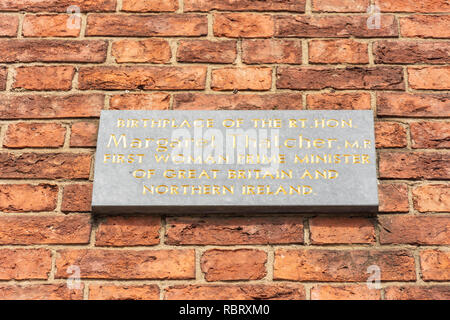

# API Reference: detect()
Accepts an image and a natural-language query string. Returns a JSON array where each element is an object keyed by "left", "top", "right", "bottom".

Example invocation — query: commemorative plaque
[{"left": 92, "top": 110, "right": 378, "bottom": 214}]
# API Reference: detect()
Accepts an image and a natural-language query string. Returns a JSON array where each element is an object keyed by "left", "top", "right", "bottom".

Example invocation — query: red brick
[
  {"left": 412, "top": 184, "right": 450, "bottom": 213},
  {"left": 122, "top": 0, "right": 178, "bottom": 12},
  {"left": 177, "top": 40, "right": 237, "bottom": 63},
  {"left": 212, "top": 67, "right": 272, "bottom": 91},
  {"left": 4, "top": 122, "right": 66, "bottom": 148},
  {"left": 385, "top": 286, "right": 450, "bottom": 300},
  {"left": 79, "top": 66, "right": 206, "bottom": 90},
  {"left": 411, "top": 122, "right": 450, "bottom": 149},
  {"left": 378, "top": 184, "right": 409, "bottom": 213},
  {"left": 309, "top": 217, "right": 375, "bottom": 244},
  {"left": 96, "top": 216, "right": 160, "bottom": 246},
  {"left": 378, "top": 0, "right": 450, "bottom": 12},
  {"left": 309, "top": 39, "right": 368, "bottom": 64},
  {"left": 214, "top": 13, "right": 274, "bottom": 38},
  {"left": 0, "top": 40, "right": 107, "bottom": 63},
  {"left": 174, "top": 93, "right": 303, "bottom": 110},
  {"left": 374, "top": 41, "right": 450, "bottom": 64},
  {"left": 56, "top": 249, "right": 195, "bottom": 280},
  {"left": 110, "top": 93, "right": 170, "bottom": 110},
  {"left": 274, "top": 249, "right": 416, "bottom": 281},
  {"left": 0, "top": 0, "right": 116, "bottom": 12},
  {"left": 13, "top": 66, "right": 75, "bottom": 91},
  {"left": 375, "top": 122, "right": 407, "bottom": 148},
  {"left": 0, "top": 215, "right": 91, "bottom": 245},
  {"left": 277, "top": 67, "right": 404, "bottom": 90},
  {"left": 23, "top": 14, "right": 80, "bottom": 37},
  {"left": 377, "top": 92, "right": 450, "bottom": 118},
  {"left": 307, "top": 92, "right": 371, "bottom": 110},
  {"left": 70, "top": 121, "right": 98, "bottom": 147},
  {"left": 0, "top": 14, "right": 19, "bottom": 36},
  {"left": 420, "top": 250, "right": 450, "bottom": 281},
  {"left": 0, "top": 249, "right": 51, "bottom": 280},
  {"left": 201, "top": 249, "right": 267, "bottom": 281},
  {"left": 242, "top": 39, "right": 302, "bottom": 64},
  {"left": 112, "top": 39, "right": 171, "bottom": 63},
  {"left": 0, "top": 67, "right": 6, "bottom": 90},
  {"left": 87, "top": 14, "right": 207, "bottom": 36},
  {"left": 408, "top": 66, "right": 450, "bottom": 90},
  {"left": 275, "top": 15, "right": 398, "bottom": 38},
  {"left": 0, "top": 284, "right": 83, "bottom": 300},
  {"left": 165, "top": 285, "right": 305, "bottom": 300},
  {"left": 0, "top": 184, "right": 58, "bottom": 212},
  {"left": 311, "top": 285, "right": 380, "bottom": 300},
  {"left": 61, "top": 184, "right": 93, "bottom": 212},
  {"left": 166, "top": 217, "right": 303, "bottom": 245},
  {"left": 379, "top": 152, "right": 450, "bottom": 179},
  {"left": 380, "top": 216, "right": 450, "bottom": 245},
  {"left": 312, "top": 0, "right": 369, "bottom": 12},
  {"left": 400, "top": 15, "right": 450, "bottom": 38},
  {"left": 185, "top": 0, "right": 305, "bottom": 12},
  {"left": 89, "top": 284, "right": 159, "bottom": 300},
  {"left": 0, "top": 94, "right": 104, "bottom": 119}
]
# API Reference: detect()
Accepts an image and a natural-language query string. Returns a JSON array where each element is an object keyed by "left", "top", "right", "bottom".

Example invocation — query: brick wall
[{"left": 0, "top": 0, "right": 449, "bottom": 300}]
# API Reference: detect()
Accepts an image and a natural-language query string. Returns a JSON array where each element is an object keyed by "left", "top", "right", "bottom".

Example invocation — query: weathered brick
[
  {"left": 87, "top": 14, "right": 207, "bottom": 36},
  {"left": 274, "top": 249, "right": 416, "bottom": 281},
  {"left": 96, "top": 216, "right": 160, "bottom": 246},
  {"left": 112, "top": 39, "right": 171, "bottom": 63},
  {"left": 0, "top": 184, "right": 58, "bottom": 212},
  {"left": 201, "top": 249, "right": 267, "bottom": 281},
  {"left": 166, "top": 217, "right": 303, "bottom": 245},
  {"left": 400, "top": 15, "right": 450, "bottom": 38},
  {"left": 309, "top": 39, "right": 368, "bottom": 64},
  {"left": 412, "top": 184, "right": 450, "bottom": 213},
  {"left": 0, "top": 249, "right": 51, "bottom": 280},
  {"left": 165, "top": 285, "right": 305, "bottom": 300},
  {"left": 379, "top": 216, "right": 450, "bottom": 245},
  {"left": 378, "top": 0, "right": 450, "bottom": 12},
  {"left": 0, "top": 284, "right": 83, "bottom": 300},
  {"left": 110, "top": 93, "right": 170, "bottom": 110},
  {"left": 411, "top": 122, "right": 450, "bottom": 149},
  {"left": 79, "top": 66, "right": 207, "bottom": 90},
  {"left": 377, "top": 93, "right": 450, "bottom": 118},
  {"left": 174, "top": 93, "right": 303, "bottom": 110},
  {"left": 309, "top": 217, "right": 375, "bottom": 244},
  {"left": 375, "top": 122, "right": 407, "bottom": 148},
  {"left": 242, "top": 39, "right": 302, "bottom": 64},
  {"left": 0, "top": 215, "right": 91, "bottom": 245},
  {"left": 378, "top": 184, "right": 409, "bottom": 213},
  {"left": 0, "top": 67, "right": 6, "bottom": 90},
  {"left": 0, "top": 40, "right": 107, "bottom": 63},
  {"left": 307, "top": 92, "right": 371, "bottom": 110},
  {"left": 61, "top": 184, "right": 93, "bottom": 212},
  {"left": 312, "top": 0, "right": 369, "bottom": 12},
  {"left": 311, "top": 285, "right": 380, "bottom": 300},
  {"left": 385, "top": 286, "right": 450, "bottom": 300},
  {"left": 420, "top": 250, "right": 450, "bottom": 281},
  {"left": 214, "top": 13, "right": 274, "bottom": 38},
  {"left": 177, "top": 40, "right": 237, "bottom": 63},
  {"left": 275, "top": 15, "right": 398, "bottom": 38},
  {"left": 89, "top": 284, "right": 159, "bottom": 300},
  {"left": 122, "top": 0, "right": 178, "bottom": 12},
  {"left": 374, "top": 41, "right": 450, "bottom": 64},
  {"left": 0, "top": 94, "right": 104, "bottom": 119},
  {"left": 0, "top": 15, "right": 19, "bottom": 36},
  {"left": 211, "top": 67, "right": 272, "bottom": 91},
  {"left": 185, "top": 0, "right": 305, "bottom": 12},
  {"left": 408, "top": 66, "right": 450, "bottom": 90},
  {"left": 379, "top": 152, "right": 450, "bottom": 179},
  {"left": 23, "top": 15, "right": 80, "bottom": 37},
  {"left": 4, "top": 122, "right": 66, "bottom": 148},
  {"left": 0, "top": 0, "right": 117, "bottom": 12},
  {"left": 0, "top": 153, "right": 91, "bottom": 179},
  {"left": 277, "top": 67, "right": 404, "bottom": 90},
  {"left": 70, "top": 121, "right": 98, "bottom": 147},
  {"left": 14, "top": 66, "right": 75, "bottom": 91},
  {"left": 56, "top": 249, "right": 195, "bottom": 280}
]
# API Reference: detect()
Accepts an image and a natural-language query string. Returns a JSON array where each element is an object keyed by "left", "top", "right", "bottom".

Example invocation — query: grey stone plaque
[{"left": 92, "top": 110, "right": 378, "bottom": 214}]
